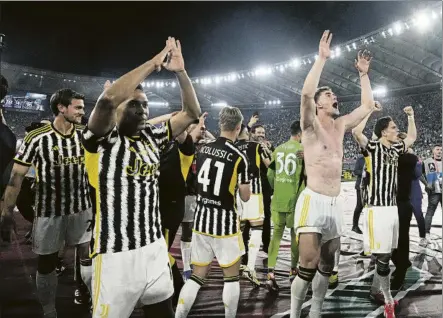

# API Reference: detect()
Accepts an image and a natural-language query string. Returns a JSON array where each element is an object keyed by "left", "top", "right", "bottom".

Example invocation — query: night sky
[{"left": 0, "top": 1, "right": 435, "bottom": 78}]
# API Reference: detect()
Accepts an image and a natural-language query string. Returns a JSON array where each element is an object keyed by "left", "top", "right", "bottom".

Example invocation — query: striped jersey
[
  {"left": 14, "top": 123, "right": 91, "bottom": 217},
  {"left": 235, "top": 140, "right": 270, "bottom": 194},
  {"left": 82, "top": 121, "right": 171, "bottom": 256},
  {"left": 365, "top": 140, "right": 406, "bottom": 206},
  {"left": 194, "top": 137, "right": 250, "bottom": 237}
]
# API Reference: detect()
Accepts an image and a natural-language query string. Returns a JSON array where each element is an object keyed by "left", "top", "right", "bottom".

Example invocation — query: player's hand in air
[
  {"left": 162, "top": 37, "right": 185, "bottom": 73},
  {"left": 403, "top": 106, "right": 414, "bottom": 117},
  {"left": 248, "top": 115, "right": 259, "bottom": 127},
  {"left": 319, "top": 30, "right": 333, "bottom": 60},
  {"left": 152, "top": 38, "right": 174, "bottom": 72},
  {"left": 373, "top": 101, "right": 382, "bottom": 112},
  {"left": 355, "top": 49, "right": 372, "bottom": 75}
]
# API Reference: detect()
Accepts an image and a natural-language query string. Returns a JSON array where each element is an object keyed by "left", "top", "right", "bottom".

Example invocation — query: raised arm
[
  {"left": 147, "top": 111, "right": 179, "bottom": 126},
  {"left": 402, "top": 106, "right": 417, "bottom": 149},
  {"left": 338, "top": 50, "right": 377, "bottom": 131},
  {"left": 87, "top": 40, "right": 172, "bottom": 137},
  {"left": 161, "top": 39, "right": 201, "bottom": 138},
  {"left": 300, "top": 30, "right": 332, "bottom": 131},
  {"left": 351, "top": 110, "right": 372, "bottom": 149}
]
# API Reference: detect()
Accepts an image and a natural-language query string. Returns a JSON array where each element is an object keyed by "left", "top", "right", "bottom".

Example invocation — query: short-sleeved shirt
[
  {"left": 14, "top": 123, "right": 91, "bottom": 217},
  {"left": 193, "top": 137, "right": 250, "bottom": 237},
  {"left": 235, "top": 140, "right": 270, "bottom": 194},
  {"left": 364, "top": 140, "right": 406, "bottom": 206},
  {"left": 82, "top": 121, "right": 171, "bottom": 257}
]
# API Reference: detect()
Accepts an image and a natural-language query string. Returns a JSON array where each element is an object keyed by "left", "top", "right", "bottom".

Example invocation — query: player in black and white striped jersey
[
  {"left": 82, "top": 37, "right": 201, "bottom": 318},
  {"left": 175, "top": 106, "right": 251, "bottom": 318},
  {"left": 352, "top": 106, "right": 416, "bottom": 317},
  {"left": 1, "top": 88, "right": 93, "bottom": 318}
]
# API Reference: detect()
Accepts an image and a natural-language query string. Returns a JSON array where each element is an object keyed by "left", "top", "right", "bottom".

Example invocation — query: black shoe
[
  {"left": 74, "top": 285, "right": 91, "bottom": 305},
  {"left": 352, "top": 226, "right": 363, "bottom": 234}
]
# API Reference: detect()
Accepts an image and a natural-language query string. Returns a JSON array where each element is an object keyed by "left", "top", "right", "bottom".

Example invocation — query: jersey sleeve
[
  {"left": 392, "top": 140, "right": 406, "bottom": 154},
  {"left": 82, "top": 126, "right": 119, "bottom": 153},
  {"left": 145, "top": 120, "right": 172, "bottom": 153},
  {"left": 238, "top": 156, "right": 251, "bottom": 185},
  {"left": 365, "top": 139, "right": 378, "bottom": 152},
  {"left": 14, "top": 134, "right": 39, "bottom": 166}
]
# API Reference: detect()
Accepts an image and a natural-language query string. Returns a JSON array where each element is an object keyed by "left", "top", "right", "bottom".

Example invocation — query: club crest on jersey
[{"left": 125, "top": 158, "right": 159, "bottom": 177}]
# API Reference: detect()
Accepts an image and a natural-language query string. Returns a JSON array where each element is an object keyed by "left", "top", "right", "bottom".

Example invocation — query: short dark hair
[
  {"left": 251, "top": 124, "right": 264, "bottom": 134},
  {"left": 290, "top": 120, "right": 301, "bottom": 136},
  {"left": 314, "top": 86, "right": 331, "bottom": 104},
  {"left": 373, "top": 116, "right": 392, "bottom": 138},
  {"left": 50, "top": 88, "right": 85, "bottom": 115}
]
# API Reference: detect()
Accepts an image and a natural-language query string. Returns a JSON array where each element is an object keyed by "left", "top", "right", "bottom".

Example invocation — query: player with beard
[
  {"left": 1, "top": 88, "right": 92, "bottom": 318},
  {"left": 235, "top": 124, "right": 271, "bottom": 287},
  {"left": 241, "top": 122, "right": 273, "bottom": 265},
  {"left": 290, "top": 31, "right": 380, "bottom": 318},
  {"left": 82, "top": 37, "right": 201, "bottom": 318}
]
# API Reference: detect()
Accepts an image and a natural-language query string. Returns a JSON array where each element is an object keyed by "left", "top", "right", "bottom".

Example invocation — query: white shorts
[
  {"left": 191, "top": 231, "right": 245, "bottom": 268},
  {"left": 91, "top": 237, "right": 174, "bottom": 318},
  {"left": 237, "top": 193, "right": 264, "bottom": 221},
  {"left": 183, "top": 195, "right": 197, "bottom": 223},
  {"left": 32, "top": 208, "right": 92, "bottom": 255},
  {"left": 293, "top": 188, "right": 343, "bottom": 243},
  {"left": 363, "top": 206, "right": 399, "bottom": 254}
]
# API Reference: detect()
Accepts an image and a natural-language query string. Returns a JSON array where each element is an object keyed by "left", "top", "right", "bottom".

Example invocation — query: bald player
[{"left": 290, "top": 30, "right": 380, "bottom": 318}]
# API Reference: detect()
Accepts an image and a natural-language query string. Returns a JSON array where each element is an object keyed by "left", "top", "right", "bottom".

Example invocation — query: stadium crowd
[{"left": 4, "top": 91, "right": 440, "bottom": 162}]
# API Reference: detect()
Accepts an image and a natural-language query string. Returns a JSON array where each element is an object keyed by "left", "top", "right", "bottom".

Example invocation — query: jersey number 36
[{"left": 276, "top": 152, "right": 297, "bottom": 176}]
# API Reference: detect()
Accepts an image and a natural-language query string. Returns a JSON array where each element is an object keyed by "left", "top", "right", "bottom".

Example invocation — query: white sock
[
  {"left": 309, "top": 272, "right": 330, "bottom": 318},
  {"left": 175, "top": 276, "right": 203, "bottom": 318},
  {"left": 181, "top": 241, "right": 192, "bottom": 272},
  {"left": 80, "top": 259, "right": 93, "bottom": 295},
  {"left": 36, "top": 270, "right": 58, "bottom": 318},
  {"left": 290, "top": 275, "right": 311, "bottom": 318},
  {"left": 378, "top": 272, "right": 394, "bottom": 304},
  {"left": 371, "top": 271, "right": 381, "bottom": 293},
  {"left": 247, "top": 228, "right": 262, "bottom": 270},
  {"left": 223, "top": 279, "right": 240, "bottom": 318}
]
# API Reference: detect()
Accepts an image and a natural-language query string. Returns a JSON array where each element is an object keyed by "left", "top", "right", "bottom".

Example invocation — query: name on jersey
[
  {"left": 198, "top": 194, "right": 222, "bottom": 206},
  {"left": 237, "top": 144, "right": 248, "bottom": 152},
  {"left": 200, "top": 146, "right": 234, "bottom": 162},
  {"left": 54, "top": 155, "right": 85, "bottom": 166},
  {"left": 125, "top": 158, "right": 159, "bottom": 177},
  {"left": 276, "top": 176, "right": 296, "bottom": 183}
]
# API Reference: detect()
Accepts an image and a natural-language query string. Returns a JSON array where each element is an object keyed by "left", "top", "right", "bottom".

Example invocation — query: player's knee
[
  {"left": 376, "top": 259, "right": 390, "bottom": 277},
  {"left": 37, "top": 253, "right": 58, "bottom": 274},
  {"left": 297, "top": 266, "right": 317, "bottom": 282}
]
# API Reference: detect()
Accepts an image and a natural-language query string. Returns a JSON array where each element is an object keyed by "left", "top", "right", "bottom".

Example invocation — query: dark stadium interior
[{"left": 0, "top": 1, "right": 442, "bottom": 318}]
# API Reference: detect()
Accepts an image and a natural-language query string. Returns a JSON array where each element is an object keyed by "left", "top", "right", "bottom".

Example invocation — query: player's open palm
[
  {"left": 355, "top": 50, "right": 372, "bottom": 74},
  {"left": 319, "top": 30, "right": 333, "bottom": 59},
  {"left": 163, "top": 37, "right": 185, "bottom": 73}
]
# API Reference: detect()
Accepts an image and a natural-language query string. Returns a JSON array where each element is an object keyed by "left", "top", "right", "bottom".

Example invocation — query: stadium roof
[{"left": 2, "top": 3, "right": 441, "bottom": 108}]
